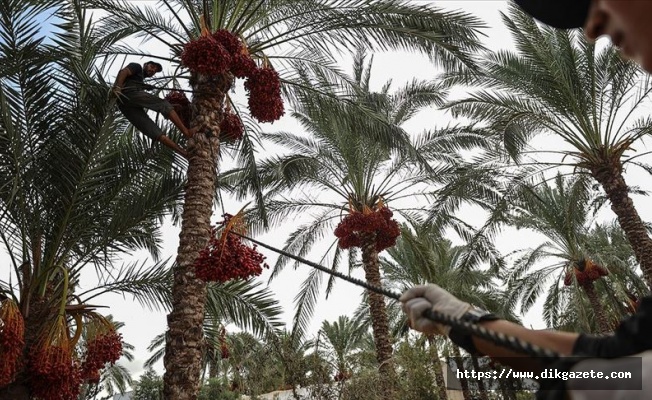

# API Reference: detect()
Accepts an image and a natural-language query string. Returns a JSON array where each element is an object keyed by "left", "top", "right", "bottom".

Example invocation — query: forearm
[
  {"left": 113, "top": 69, "right": 130, "bottom": 88},
  {"left": 468, "top": 320, "right": 580, "bottom": 372},
  {"left": 474, "top": 320, "right": 579, "bottom": 356}
]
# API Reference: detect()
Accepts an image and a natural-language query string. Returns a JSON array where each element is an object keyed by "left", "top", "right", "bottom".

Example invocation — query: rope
[{"left": 230, "top": 231, "right": 562, "bottom": 362}]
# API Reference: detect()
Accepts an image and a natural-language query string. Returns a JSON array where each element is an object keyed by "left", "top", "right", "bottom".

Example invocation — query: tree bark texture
[
  {"left": 427, "top": 336, "right": 449, "bottom": 400},
  {"left": 208, "top": 353, "right": 218, "bottom": 379},
  {"left": 360, "top": 233, "right": 397, "bottom": 396},
  {"left": 497, "top": 373, "right": 515, "bottom": 400},
  {"left": 163, "top": 72, "right": 230, "bottom": 400},
  {"left": 591, "top": 161, "right": 652, "bottom": 289},
  {"left": 471, "top": 354, "right": 489, "bottom": 400},
  {"left": 582, "top": 282, "right": 611, "bottom": 334},
  {"left": 451, "top": 344, "right": 472, "bottom": 400}
]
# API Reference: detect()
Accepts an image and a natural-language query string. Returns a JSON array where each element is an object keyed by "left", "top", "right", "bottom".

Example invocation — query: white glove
[{"left": 400, "top": 284, "right": 471, "bottom": 336}]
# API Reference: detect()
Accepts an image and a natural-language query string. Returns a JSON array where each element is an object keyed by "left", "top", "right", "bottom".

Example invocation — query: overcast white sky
[{"left": 6, "top": 0, "right": 652, "bottom": 387}]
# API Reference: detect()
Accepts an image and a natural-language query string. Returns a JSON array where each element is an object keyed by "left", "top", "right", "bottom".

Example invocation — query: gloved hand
[{"left": 400, "top": 284, "right": 471, "bottom": 336}]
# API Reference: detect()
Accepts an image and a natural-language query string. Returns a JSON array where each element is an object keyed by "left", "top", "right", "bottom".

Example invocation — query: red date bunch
[
  {"left": 28, "top": 317, "right": 83, "bottom": 400},
  {"left": 220, "top": 342, "right": 230, "bottom": 359},
  {"left": 334, "top": 206, "right": 400, "bottom": 252},
  {"left": 164, "top": 90, "right": 192, "bottom": 127},
  {"left": 563, "top": 259, "right": 609, "bottom": 287},
  {"left": 0, "top": 300, "right": 25, "bottom": 387},
  {"left": 212, "top": 29, "right": 241, "bottom": 54},
  {"left": 181, "top": 35, "right": 232, "bottom": 75},
  {"left": 218, "top": 327, "right": 229, "bottom": 359},
  {"left": 219, "top": 111, "right": 244, "bottom": 142},
  {"left": 212, "top": 30, "right": 256, "bottom": 78},
  {"left": 334, "top": 370, "right": 352, "bottom": 382},
  {"left": 193, "top": 214, "right": 269, "bottom": 283},
  {"left": 81, "top": 316, "right": 123, "bottom": 384},
  {"left": 181, "top": 30, "right": 284, "bottom": 124},
  {"left": 231, "top": 49, "right": 257, "bottom": 78},
  {"left": 181, "top": 30, "right": 256, "bottom": 78},
  {"left": 244, "top": 66, "right": 285, "bottom": 123}
]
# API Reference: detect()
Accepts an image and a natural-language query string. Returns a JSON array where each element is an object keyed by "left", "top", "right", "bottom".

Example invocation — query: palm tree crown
[{"left": 447, "top": 4, "right": 652, "bottom": 289}]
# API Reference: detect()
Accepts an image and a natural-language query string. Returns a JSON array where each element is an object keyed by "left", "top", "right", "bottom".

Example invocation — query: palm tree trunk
[
  {"left": 497, "top": 370, "right": 515, "bottom": 400},
  {"left": 451, "top": 344, "right": 473, "bottom": 400},
  {"left": 427, "top": 336, "right": 448, "bottom": 400},
  {"left": 1, "top": 288, "right": 52, "bottom": 399},
  {"left": 582, "top": 282, "right": 611, "bottom": 334},
  {"left": 163, "top": 72, "right": 230, "bottom": 400},
  {"left": 208, "top": 354, "right": 218, "bottom": 379},
  {"left": 591, "top": 162, "right": 652, "bottom": 289},
  {"left": 471, "top": 354, "right": 489, "bottom": 400},
  {"left": 360, "top": 233, "right": 396, "bottom": 396}
]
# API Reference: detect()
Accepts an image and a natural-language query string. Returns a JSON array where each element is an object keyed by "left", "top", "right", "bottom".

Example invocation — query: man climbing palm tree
[
  {"left": 113, "top": 61, "right": 195, "bottom": 159},
  {"left": 403, "top": 1, "right": 652, "bottom": 399}
]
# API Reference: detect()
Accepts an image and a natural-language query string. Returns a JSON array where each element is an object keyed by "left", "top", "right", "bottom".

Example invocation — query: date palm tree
[
  {"left": 446, "top": 4, "right": 652, "bottom": 288},
  {"left": 583, "top": 221, "right": 649, "bottom": 316},
  {"left": 0, "top": 0, "right": 188, "bottom": 398},
  {"left": 319, "top": 315, "right": 365, "bottom": 386},
  {"left": 375, "top": 221, "right": 512, "bottom": 400},
  {"left": 219, "top": 52, "right": 490, "bottom": 395},
  {"left": 79, "top": 319, "right": 134, "bottom": 400},
  {"left": 503, "top": 174, "right": 644, "bottom": 333},
  {"left": 89, "top": 1, "right": 487, "bottom": 397},
  {"left": 225, "top": 332, "right": 282, "bottom": 396},
  {"left": 143, "top": 279, "right": 284, "bottom": 377}
]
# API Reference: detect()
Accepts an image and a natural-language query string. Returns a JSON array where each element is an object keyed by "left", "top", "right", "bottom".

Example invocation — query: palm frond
[
  {"left": 205, "top": 279, "right": 285, "bottom": 338},
  {"left": 78, "top": 258, "right": 173, "bottom": 312}
]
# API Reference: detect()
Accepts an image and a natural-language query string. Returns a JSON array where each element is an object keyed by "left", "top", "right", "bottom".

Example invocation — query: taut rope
[{"left": 230, "top": 231, "right": 561, "bottom": 362}]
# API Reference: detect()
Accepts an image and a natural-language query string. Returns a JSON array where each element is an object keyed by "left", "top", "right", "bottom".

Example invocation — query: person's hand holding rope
[{"left": 400, "top": 284, "right": 472, "bottom": 336}]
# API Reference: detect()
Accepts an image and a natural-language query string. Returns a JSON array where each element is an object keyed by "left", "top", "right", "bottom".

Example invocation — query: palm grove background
[{"left": 1, "top": 0, "right": 652, "bottom": 399}]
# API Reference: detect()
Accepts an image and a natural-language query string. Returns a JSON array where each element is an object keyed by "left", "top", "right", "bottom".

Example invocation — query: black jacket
[
  {"left": 573, "top": 296, "right": 652, "bottom": 358},
  {"left": 537, "top": 296, "right": 652, "bottom": 399}
]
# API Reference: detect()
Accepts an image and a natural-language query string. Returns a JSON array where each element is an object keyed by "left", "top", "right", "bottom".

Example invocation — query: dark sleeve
[
  {"left": 126, "top": 62, "right": 142, "bottom": 75},
  {"left": 572, "top": 296, "right": 652, "bottom": 358},
  {"left": 448, "top": 313, "right": 502, "bottom": 355}
]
